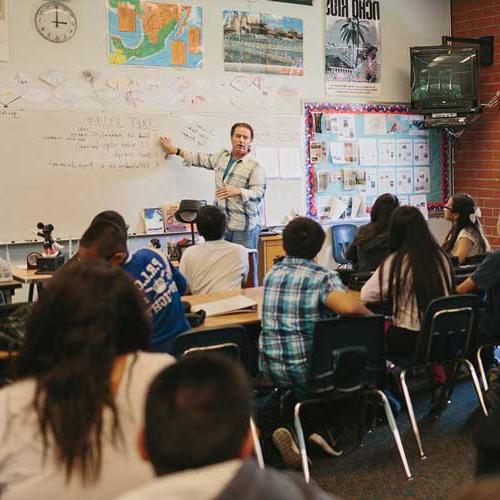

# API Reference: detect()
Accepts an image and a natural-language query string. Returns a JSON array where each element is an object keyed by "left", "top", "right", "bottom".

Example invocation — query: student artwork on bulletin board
[{"left": 304, "top": 102, "right": 448, "bottom": 222}]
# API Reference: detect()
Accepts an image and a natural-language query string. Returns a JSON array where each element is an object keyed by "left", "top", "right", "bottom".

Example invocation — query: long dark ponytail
[
  {"left": 15, "top": 261, "right": 151, "bottom": 483},
  {"left": 380, "top": 206, "right": 454, "bottom": 323}
]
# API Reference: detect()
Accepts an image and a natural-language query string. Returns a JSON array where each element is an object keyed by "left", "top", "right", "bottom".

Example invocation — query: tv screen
[{"left": 410, "top": 46, "right": 479, "bottom": 114}]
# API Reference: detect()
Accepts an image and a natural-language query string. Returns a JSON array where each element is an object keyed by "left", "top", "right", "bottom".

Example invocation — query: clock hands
[{"left": 52, "top": 6, "right": 68, "bottom": 27}]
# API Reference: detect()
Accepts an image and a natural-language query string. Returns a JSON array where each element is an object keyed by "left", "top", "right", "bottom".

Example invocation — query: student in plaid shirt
[
  {"left": 259, "top": 218, "right": 371, "bottom": 467},
  {"left": 260, "top": 217, "right": 371, "bottom": 402}
]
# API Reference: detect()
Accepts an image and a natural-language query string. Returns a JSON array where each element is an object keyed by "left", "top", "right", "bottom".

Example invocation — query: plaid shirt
[
  {"left": 259, "top": 256, "right": 345, "bottom": 399},
  {"left": 182, "top": 149, "right": 266, "bottom": 231}
]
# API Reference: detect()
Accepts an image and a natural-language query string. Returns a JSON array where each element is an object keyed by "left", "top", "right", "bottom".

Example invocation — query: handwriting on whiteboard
[
  {"left": 41, "top": 114, "right": 163, "bottom": 170},
  {"left": 180, "top": 122, "right": 216, "bottom": 149}
]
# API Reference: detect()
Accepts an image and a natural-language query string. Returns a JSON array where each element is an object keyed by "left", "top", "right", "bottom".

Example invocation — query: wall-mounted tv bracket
[{"left": 442, "top": 35, "right": 494, "bottom": 66}]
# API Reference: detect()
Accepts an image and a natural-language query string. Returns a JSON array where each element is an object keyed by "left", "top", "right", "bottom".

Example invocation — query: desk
[
  {"left": 183, "top": 287, "right": 263, "bottom": 329},
  {"left": 0, "top": 280, "right": 23, "bottom": 303},
  {"left": 11, "top": 268, "right": 53, "bottom": 301}
]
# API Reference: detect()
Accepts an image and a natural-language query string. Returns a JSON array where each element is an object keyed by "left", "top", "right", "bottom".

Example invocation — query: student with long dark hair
[
  {"left": 346, "top": 193, "right": 399, "bottom": 272},
  {"left": 442, "top": 193, "right": 490, "bottom": 265},
  {"left": 0, "top": 261, "right": 174, "bottom": 500},
  {"left": 361, "top": 206, "right": 454, "bottom": 355}
]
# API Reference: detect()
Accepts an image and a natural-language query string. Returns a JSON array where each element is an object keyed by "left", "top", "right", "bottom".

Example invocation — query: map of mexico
[{"left": 108, "top": 0, "right": 203, "bottom": 68}]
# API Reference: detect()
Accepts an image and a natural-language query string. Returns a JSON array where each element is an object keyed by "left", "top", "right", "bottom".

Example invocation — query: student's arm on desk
[
  {"left": 456, "top": 276, "right": 477, "bottom": 294},
  {"left": 325, "top": 290, "right": 372, "bottom": 316},
  {"left": 170, "top": 259, "right": 188, "bottom": 296}
]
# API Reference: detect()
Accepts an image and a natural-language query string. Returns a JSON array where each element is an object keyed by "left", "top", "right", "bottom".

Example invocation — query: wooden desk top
[
  {"left": 183, "top": 287, "right": 263, "bottom": 329},
  {"left": 0, "top": 280, "right": 23, "bottom": 290},
  {"left": 12, "top": 268, "right": 54, "bottom": 284}
]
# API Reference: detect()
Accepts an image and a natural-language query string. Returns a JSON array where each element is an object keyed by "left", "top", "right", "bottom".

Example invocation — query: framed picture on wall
[{"left": 269, "top": 0, "right": 313, "bottom": 5}]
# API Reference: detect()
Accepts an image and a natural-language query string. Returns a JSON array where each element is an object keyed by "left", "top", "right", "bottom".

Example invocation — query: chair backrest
[
  {"left": 173, "top": 325, "right": 248, "bottom": 368},
  {"left": 0, "top": 302, "right": 31, "bottom": 351},
  {"left": 331, "top": 224, "right": 358, "bottom": 265},
  {"left": 307, "top": 315, "right": 386, "bottom": 398},
  {"left": 417, "top": 294, "right": 481, "bottom": 364}
]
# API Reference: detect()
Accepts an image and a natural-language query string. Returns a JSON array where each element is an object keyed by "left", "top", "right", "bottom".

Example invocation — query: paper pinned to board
[{"left": 191, "top": 295, "right": 257, "bottom": 317}]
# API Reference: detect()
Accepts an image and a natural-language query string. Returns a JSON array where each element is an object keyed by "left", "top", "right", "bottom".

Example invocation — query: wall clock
[{"left": 35, "top": 2, "right": 77, "bottom": 43}]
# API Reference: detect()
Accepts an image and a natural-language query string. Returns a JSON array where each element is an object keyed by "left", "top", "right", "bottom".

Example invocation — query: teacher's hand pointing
[{"left": 159, "top": 136, "right": 178, "bottom": 156}]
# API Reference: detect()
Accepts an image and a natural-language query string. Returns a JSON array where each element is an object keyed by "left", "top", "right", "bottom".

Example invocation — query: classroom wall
[
  {"left": 3, "top": 0, "right": 451, "bottom": 112},
  {"left": 1, "top": 0, "right": 451, "bottom": 299},
  {"left": 451, "top": 0, "right": 500, "bottom": 248}
]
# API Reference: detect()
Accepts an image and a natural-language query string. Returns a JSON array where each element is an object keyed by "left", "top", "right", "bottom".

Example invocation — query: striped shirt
[
  {"left": 259, "top": 256, "right": 345, "bottom": 399},
  {"left": 182, "top": 149, "right": 266, "bottom": 231}
]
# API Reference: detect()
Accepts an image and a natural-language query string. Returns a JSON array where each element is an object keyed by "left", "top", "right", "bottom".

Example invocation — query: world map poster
[{"left": 108, "top": 1, "right": 203, "bottom": 69}]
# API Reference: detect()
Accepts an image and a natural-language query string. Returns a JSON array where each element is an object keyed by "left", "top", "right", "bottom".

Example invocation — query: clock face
[{"left": 35, "top": 2, "right": 77, "bottom": 43}]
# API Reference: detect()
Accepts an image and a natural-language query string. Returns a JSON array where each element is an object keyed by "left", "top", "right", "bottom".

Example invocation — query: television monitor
[{"left": 410, "top": 45, "right": 480, "bottom": 114}]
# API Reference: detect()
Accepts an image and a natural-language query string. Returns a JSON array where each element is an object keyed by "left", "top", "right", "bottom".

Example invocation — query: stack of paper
[{"left": 191, "top": 295, "right": 257, "bottom": 317}]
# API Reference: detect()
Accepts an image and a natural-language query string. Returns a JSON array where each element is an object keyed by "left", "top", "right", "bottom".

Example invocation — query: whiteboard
[{"left": 0, "top": 109, "right": 302, "bottom": 241}]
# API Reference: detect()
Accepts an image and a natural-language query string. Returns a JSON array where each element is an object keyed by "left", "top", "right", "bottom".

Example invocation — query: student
[
  {"left": 361, "top": 206, "right": 454, "bottom": 354},
  {"left": 77, "top": 212, "right": 190, "bottom": 354},
  {"left": 258, "top": 217, "right": 371, "bottom": 465},
  {"left": 117, "top": 355, "right": 335, "bottom": 500},
  {"left": 442, "top": 193, "right": 490, "bottom": 265},
  {"left": 260, "top": 217, "right": 372, "bottom": 401},
  {"left": 457, "top": 214, "right": 500, "bottom": 297},
  {"left": 346, "top": 193, "right": 399, "bottom": 272},
  {"left": 179, "top": 205, "right": 249, "bottom": 295},
  {"left": 0, "top": 261, "right": 174, "bottom": 500},
  {"left": 361, "top": 206, "right": 454, "bottom": 410}
]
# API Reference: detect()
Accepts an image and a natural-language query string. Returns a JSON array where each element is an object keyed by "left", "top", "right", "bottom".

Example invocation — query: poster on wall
[
  {"left": 325, "top": 0, "right": 382, "bottom": 96},
  {"left": 223, "top": 10, "right": 303, "bottom": 76},
  {"left": 107, "top": 1, "right": 203, "bottom": 69},
  {"left": 0, "top": 0, "right": 9, "bottom": 61}
]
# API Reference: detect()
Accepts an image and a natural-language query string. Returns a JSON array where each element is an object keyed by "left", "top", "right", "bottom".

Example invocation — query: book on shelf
[
  {"left": 162, "top": 204, "right": 190, "bottom": 233},
  {"left": 142, "top": 207, "right": 164, "bottom": 234}
]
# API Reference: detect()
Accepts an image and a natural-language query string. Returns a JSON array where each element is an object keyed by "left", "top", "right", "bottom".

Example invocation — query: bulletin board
[{"left": 304, "top": 102, "right": 448, "bottom": 221}]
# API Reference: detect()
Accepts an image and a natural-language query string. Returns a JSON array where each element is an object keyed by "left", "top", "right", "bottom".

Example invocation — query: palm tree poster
[
  {"left": 325, "top": 6, "right": 381, "bottom": 96},
  {"left": 223, "top": 10, "right": 304, "bottom": 76}
]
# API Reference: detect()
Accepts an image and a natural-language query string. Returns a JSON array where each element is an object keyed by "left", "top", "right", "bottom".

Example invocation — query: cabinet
[{"left": 258, "top": 234, "right": 284, "bottom": 284}]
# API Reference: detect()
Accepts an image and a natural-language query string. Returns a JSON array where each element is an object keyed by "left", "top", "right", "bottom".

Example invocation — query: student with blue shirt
[{"left": 77, "top": 212, "right": 190, "bottom": 354}]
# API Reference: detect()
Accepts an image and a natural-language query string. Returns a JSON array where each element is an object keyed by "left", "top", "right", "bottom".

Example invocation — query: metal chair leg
[
  {"left": 293, "top": 402, "right": 311, "bottom": 483},
  {"left": 477, "top": 345, "right": 489, "bottom": 392},
  {"left": 459, "top": 359, "right": 489, "bottom": 416},
  {"left": 400, "top": 369, "right": 427, "bottom": 460},
  {"left": 250, "top": 417, "right": 265, "bottom": 469},
  {"left": 371, "top": 389, "right": 413, "bottom": 480}
]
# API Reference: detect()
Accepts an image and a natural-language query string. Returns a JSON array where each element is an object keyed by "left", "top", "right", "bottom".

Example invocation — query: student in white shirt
[
  {"left": 361, "top": 206, "right": 454, "bottom": 356},
  {"left": 442, "top": 193, "right": 490, "bottom": 264},
  {"left": 0, "top": 261, "right": 174, "bottom": 500},
  {"left": 180, "top": 205, "right": 249, "bottom": 295}
]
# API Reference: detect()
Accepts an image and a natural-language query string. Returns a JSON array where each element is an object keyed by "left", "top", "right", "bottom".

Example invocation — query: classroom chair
[
  {"left": 293, "top": 315, "right": 412, "bottom": 483},
  {"left": 331, "top": 223, "right": 357, "bottom": 265},
  {"left": 476, "top": 285, "right": 500, "bottom": 392},
  {"left": 173, "top": 325, "right": 264, "bottom": 469},
  {"left": 390, "top": 294, "right": 486, "bottom": 461}
]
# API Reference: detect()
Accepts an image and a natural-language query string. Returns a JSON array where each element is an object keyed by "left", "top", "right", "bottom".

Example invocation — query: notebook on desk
[{"left": 191, "top": 295, "right": 257, "bottom": 317}]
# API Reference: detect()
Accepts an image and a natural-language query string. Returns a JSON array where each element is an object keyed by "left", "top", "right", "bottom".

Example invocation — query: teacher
[{"left": 159, "top": 123, "right": 266, "bottom": 281}]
